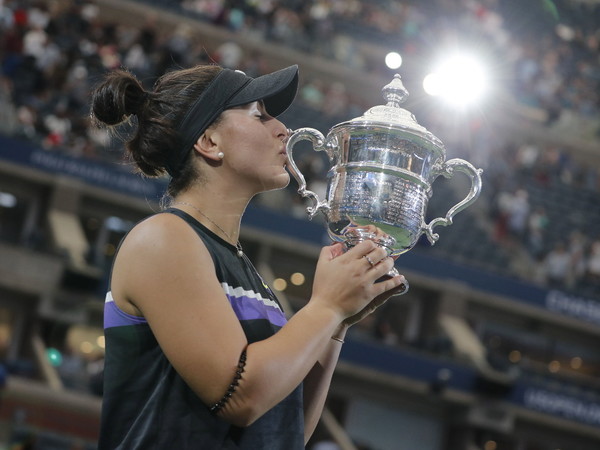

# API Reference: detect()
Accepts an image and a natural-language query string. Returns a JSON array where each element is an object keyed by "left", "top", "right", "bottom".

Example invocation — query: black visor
[{"left": 168, "top": 65, "right": 299, "bottom": 178}]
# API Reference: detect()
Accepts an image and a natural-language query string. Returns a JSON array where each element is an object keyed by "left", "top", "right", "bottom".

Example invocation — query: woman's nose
[{"left": 273, "top": 119, "right": 289, "bottom": 141}]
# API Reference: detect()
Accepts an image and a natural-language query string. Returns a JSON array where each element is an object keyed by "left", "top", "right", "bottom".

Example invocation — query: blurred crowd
[
  {"left": 0, "top": 0, "right": 599, "bottom": 298},
  {"left": 1, "top": 0, "right": 599, "bottom": 155},
  {"left": 177, "top": 0, "right": 600, "bottom": 121},
  {"left": 485, "top": 140, "right": 600, "bottom": 294}
]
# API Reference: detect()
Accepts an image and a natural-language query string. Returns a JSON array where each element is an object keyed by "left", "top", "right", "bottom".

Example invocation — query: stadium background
[{"left": 0, "top": 0, "right": 599, "bottom": 448}]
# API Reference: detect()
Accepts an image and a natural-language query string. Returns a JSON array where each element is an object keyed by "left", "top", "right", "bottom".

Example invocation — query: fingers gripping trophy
[{"left": 286, "top": 74, "right": 483, "bottom": 284}]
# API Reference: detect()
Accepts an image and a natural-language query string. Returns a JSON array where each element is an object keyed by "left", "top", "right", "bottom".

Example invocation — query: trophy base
[
  {"left": 377, "top": 268, "right": 409, "bottom": 296},
  {"left": 342, "top": 227, "right": 396, "bottom": 253}
]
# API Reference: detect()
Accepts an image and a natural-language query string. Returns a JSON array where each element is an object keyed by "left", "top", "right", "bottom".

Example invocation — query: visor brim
[{"left": 228, "top": 65, "right": 299, "bottom": 117}]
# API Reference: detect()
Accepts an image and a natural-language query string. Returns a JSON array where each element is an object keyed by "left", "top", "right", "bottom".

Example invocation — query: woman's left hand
[{"left": 341, "top": 274, "right": 407, "bottom": 327}]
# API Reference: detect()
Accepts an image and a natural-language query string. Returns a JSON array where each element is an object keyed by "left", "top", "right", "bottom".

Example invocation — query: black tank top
[{"left": 99, "top": 209, "right": 304, "bottom": 449}]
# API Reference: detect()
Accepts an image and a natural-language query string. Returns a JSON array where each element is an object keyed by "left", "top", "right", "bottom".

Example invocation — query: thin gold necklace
[{"left": 171, "top": 202, "right": 244, "bottom": 257}]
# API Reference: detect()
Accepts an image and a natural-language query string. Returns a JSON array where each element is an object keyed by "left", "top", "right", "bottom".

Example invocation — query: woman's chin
[{"left": 260, "top": 172, "right": 290, "bottom": 193}]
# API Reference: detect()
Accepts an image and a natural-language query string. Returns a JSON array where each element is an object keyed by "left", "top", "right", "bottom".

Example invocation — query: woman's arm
[
  {"left": 302, "top": 324, "right": 348, "bottom": 443},
  {"left": 111, "top": 214, "right": 404, "bottom": 427},
  {"left": 301, "top": 278, "right": 407, "bottom": 442}
]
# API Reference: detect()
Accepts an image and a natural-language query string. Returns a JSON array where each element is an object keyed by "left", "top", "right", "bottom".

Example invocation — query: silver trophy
[{"left": 286, "top": 74, "right": 483, "bottom": 263}]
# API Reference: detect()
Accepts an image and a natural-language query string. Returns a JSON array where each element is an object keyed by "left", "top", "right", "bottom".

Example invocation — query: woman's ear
[{"left": 193, "top": 129, "right": 222, "bottom": 162}]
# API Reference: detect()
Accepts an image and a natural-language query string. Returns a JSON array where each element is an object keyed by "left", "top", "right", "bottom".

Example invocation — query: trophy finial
[{"left": 382, "top": 74, "right": 409, "bottom": 108}]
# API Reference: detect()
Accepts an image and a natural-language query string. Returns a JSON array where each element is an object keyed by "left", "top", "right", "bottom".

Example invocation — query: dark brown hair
[{"left": 90, "top": 65, "right": 223, "bottom": 196}]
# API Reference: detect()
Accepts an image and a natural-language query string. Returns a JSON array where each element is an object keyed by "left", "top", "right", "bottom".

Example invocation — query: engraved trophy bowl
[{"left": 286, "top": 74, "right": 483, "bottom": 263}]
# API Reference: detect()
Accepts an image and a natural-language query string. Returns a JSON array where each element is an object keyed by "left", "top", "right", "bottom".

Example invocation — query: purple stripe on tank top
[
  {"left": 227, "top": 294, "right": 287, "bottom": 327},
  {"left": 104, "top": 296, "right": 148, "bottom": 329}
]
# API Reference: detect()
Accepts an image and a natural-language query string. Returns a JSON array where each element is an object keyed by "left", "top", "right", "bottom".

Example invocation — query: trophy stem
[{"left": 342, "top": 227, "right": 404, "bottom": 284}]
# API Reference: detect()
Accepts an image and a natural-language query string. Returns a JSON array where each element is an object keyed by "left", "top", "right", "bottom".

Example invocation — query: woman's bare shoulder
[
  {"left": 111, "top": 212, "right": 214, "bottom": 309},
  {"left": 118, "top": 212, "right": 206, "bottom": 256}
]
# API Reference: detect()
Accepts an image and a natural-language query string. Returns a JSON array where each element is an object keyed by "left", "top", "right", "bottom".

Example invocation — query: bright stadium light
[
  {"left": 423, "top": 53, "right": 489, "bottom": 109},
  {"left": 385, "top": 52, "right": 403, "bottom": 70},
  {"left": 0, "top": 192, "right": 17, "bottom": 208},
  {"left": 423, "top": 72, "right": 443, "bottom": 97}
]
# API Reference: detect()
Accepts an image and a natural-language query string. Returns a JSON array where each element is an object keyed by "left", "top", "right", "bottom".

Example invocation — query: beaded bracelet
[{"left": 209, "top": 349, "right": 247, "bottom": 414}]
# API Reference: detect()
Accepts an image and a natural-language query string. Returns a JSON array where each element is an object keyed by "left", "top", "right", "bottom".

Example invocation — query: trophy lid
[{"left": 345, "top": 74, "right": 445, "bottom": 151}]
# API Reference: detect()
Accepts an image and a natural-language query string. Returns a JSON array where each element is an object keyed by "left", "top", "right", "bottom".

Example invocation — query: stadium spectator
[
  {"left": 542, "top": 242, "right": 572, "bottom": 288},
  {"left": 587, "top": 239, "right": 600, "bottom": 282}
]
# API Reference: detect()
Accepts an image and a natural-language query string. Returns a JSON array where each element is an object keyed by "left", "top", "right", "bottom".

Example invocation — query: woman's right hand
[{"left": 310, "top": 240, "right": 405, "bottom": 320}]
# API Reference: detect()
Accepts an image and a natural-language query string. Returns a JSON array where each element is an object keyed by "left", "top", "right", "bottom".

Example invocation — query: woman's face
[{"left": 212, "top": 101, "right": 290, "bottom": 193}]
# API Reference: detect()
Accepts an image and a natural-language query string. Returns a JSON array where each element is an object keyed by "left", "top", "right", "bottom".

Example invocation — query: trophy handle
[
  {"left": 422, "top": 158, "right": 483, "bottom": 244},
  {"left": 285, "top": 127, "right": 331, "bottom": 218}
]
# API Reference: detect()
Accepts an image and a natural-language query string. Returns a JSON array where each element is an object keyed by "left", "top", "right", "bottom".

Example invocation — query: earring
[{"left": 217, "top": 151, "right": 224, "bottom": 160}]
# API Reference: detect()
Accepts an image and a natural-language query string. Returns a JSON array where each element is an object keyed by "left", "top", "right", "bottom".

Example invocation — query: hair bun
[{"left": 91, "top": 70, "right": 147, "bottom": 126}]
